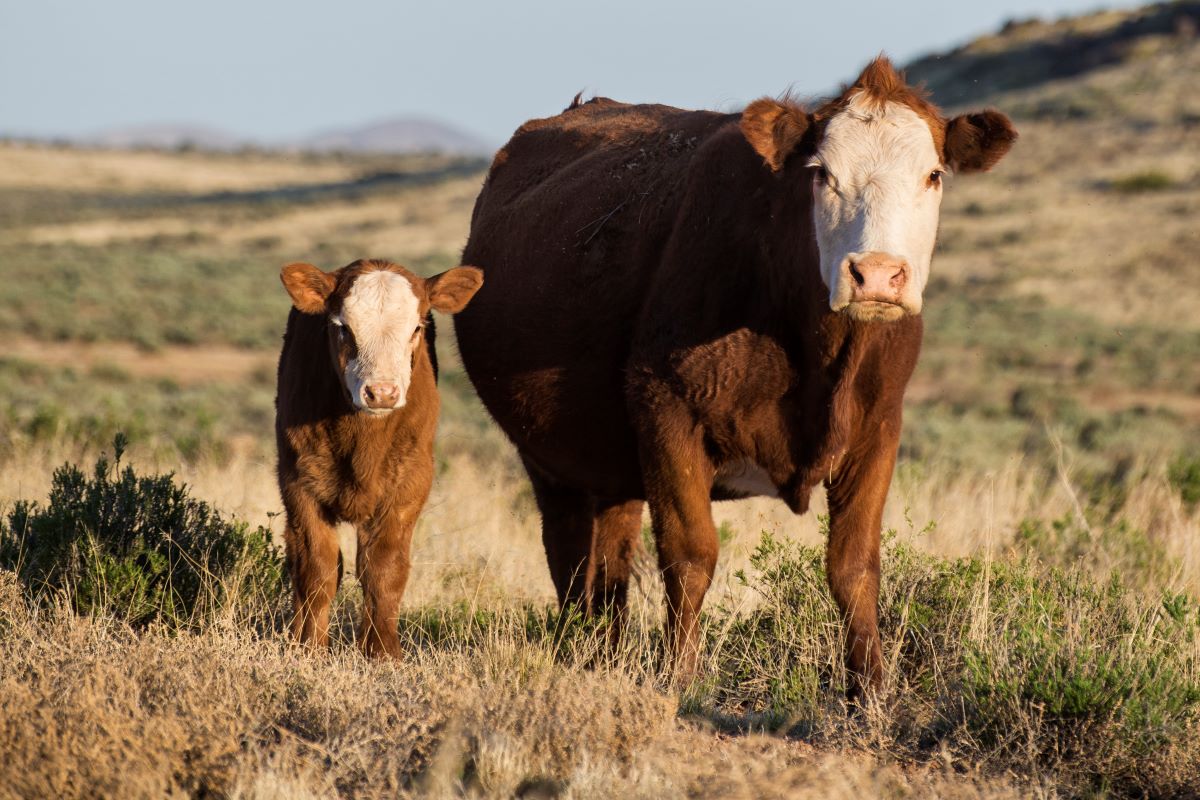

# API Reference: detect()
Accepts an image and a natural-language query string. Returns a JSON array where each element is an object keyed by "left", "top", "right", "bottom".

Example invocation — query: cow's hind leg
[
  {"left": 282, "top": 490, "right": 341, "bottom": 650},
  {"left": 522, "top": 456, "right": 596, "bottom": 611},
  {"left": 591, "top": 498, "right": 643, "bottom": 640}
]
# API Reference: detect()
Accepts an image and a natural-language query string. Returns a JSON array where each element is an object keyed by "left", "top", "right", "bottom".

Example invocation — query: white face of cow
[
  {"left": 810, "top": 92, "right": 945, "bottom": 322},
  {"left": 742, "top": 57, "right": 1016, "bottom": 324},
  {"left": 333, "top": 270, "right": 424, "bottom": 414}
]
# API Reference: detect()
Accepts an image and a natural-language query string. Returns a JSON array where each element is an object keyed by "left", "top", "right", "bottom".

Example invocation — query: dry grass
[
  {"left": 0, "top": 569, "right": 1043, "bottom": 799},
  {"left": 5, "top": 450, "right": 1197, "bottom": 797},
  {"left": 936, "top": 44, "right": 1200, "bottom": 334},
  {"left": 16, "top": 175, "right": 483, "bottom": 258},
  {"left": 0, "top": 142, "right": 364, "bottom": 193},
  {"left": 5, "top": 436, "right": 1198, "bottom": 615}
]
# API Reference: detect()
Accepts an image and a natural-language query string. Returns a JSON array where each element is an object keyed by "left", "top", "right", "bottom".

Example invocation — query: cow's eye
[
  {"left": 928, "top": 169, "right": 944, "bottom": 187},
  {"left": 813, "top": 165, "right": 829, "bottom": 183}
]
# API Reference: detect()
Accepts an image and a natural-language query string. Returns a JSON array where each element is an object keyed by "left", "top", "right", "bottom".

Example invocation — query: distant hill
[
  {"left": 297, "top": 117, "right": 490, "bottom": 156},
  {"left": 72, "top": 116, "right": 491, "bottom": 155},
  {"left": 903, "top": 1, "right": 1200, "bottom": 107}
]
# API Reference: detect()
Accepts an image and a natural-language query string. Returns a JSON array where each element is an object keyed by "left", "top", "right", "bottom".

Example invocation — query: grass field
[{"left": 3, "top": 7, "right": 1200, "bottom": 797}]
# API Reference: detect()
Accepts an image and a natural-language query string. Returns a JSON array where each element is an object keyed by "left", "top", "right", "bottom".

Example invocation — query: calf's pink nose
[
  {"left": 363, "top": 382, "right": 399, "bottom": 409},
  {"left": 849, "top": 253, "right": 908, "bottom": 303}
]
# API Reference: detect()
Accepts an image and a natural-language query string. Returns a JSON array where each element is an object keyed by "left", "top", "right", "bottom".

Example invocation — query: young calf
[{"left": 276, "top": 258, "right": 482, "bottom": 657}]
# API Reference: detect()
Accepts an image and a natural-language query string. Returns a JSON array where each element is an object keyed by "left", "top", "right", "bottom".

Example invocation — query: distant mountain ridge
[
  {"left": 85, "top": 123, "right": 245, "bottom": 151},
  {"left": 298, "top": 117, "right": 488, "bottom": 156},
  {"left": 77, "top": 115, "right": 492, "bottom": 155}
]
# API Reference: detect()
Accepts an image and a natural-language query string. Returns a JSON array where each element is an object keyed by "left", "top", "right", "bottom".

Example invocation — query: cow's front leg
[
  {"left": 824, "top": 429, "right": 900, "bottom": 703},
  {"left": 639, "top": 417, "right": 718, "bottom": 683}
]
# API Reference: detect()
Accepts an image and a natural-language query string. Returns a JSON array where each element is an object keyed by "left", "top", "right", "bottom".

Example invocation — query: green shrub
[
  {"left": 0, "top": 435, "right": 283, "bottom": 627},
  {"left": 1107, "top": 171, "right": 1174, "bottom": 194},
  {"left": 1014, "top": 512, "right": 1172, "bottom": 581},
  {"left": 962, "top": 570, "right": 1200, "bottom": 748},
  {"left": 699, "top": 532, "right": 1200, "bottom": 795},
  {"left": 1169, "top": 454, "right": 1200, "bottom": 509}
]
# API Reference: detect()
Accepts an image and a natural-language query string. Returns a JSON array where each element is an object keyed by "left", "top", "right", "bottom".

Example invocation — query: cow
[
  {"left": 454, "top": 57, "right": 1016, "bottom": 699},
  {"left": 276, "top": 259, "right": 482, "bottom": 657}
]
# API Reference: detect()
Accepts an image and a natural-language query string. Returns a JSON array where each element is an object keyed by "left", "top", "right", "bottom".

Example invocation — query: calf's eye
[{"left": 928, "top": 170, "right": 944, "bottom": 186}]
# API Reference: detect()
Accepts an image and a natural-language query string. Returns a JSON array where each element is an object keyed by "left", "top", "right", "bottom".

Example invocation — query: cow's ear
[
  {"left": 741, "top": 99, "right": 811, "bottom": 172},
  {"left": 427, "top": 266, "right": 483, "bottom": 314},
  {"left": 281, "top": 262, "right": 336, "bottom": 314},
  {"left": 944, "top": 110, "right": 1017, "bottom": 174}
]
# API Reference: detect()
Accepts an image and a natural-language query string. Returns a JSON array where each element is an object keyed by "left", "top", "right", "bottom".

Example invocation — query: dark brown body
[
  {"left": 275, "top": 264, "right": 442, "bottom": 658},
  {"left": 456, "top": 97, "right": 924, "bottom": 695}
]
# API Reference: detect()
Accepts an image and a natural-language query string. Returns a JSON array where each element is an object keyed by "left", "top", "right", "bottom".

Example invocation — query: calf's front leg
[
  {"left": 283, "top": 489, "right": 341, "bottom": 650},
  {"left": 356, "top": 480, "right": 429, "bottom": 659}
]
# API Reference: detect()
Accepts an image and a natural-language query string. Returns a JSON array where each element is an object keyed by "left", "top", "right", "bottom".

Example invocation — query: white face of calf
[
  {"left": 810, "top": 92, "right": 944, "bottom": 322},
  {"left": 280, "top": 260, "right": 484, "bottom": 415},
  {"left": 332, "top": 270, "right": 423, "bottom": 413}
]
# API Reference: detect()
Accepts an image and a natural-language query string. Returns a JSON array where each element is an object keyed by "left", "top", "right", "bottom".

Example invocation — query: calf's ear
[
  {"left": 741, "top": 99, "right": 811, "bottom": 172},
  {"left": 281, "top": 262, "right": 336, "bottom": 314},
  {"left": 944, "top": 110, "right": 1017, "bottom": 174},
  {"left": 427, "top": 266, "right": 484, "bottom": 314}
]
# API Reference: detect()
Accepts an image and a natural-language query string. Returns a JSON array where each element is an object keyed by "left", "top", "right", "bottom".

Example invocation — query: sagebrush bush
[
  {"left": 1169, "top": 454, "right": 1200, "bottom": 509},
  {"left": 0, "top": 435, "right": 282, "bottom": 626},
  {"left": 1014, "top": 512, "right": 1173, "bottom": 581},
  {"left": 1107, "top": 170, "right": 1174, "bottom": 194}
]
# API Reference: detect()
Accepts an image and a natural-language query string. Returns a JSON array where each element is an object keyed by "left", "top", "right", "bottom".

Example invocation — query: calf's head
[
  {"left": 742, "top": 56, "right": 1017, "bottom": 322},
  {"left": 281, "top": 259, "right": 483, "bottom": 414}
]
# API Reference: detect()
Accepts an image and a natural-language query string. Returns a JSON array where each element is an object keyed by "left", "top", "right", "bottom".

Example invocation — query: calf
[{"left": 276, "top": 258, "right": 482, "bottom": 657}]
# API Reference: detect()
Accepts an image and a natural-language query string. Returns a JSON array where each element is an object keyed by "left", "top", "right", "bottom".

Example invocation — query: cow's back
[{"left": 456, "top": 99, "right": 735, "bottom": 495}]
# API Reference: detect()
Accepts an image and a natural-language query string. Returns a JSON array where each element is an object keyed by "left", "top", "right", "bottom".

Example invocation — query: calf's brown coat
[{"left": 276, "top": 259, "right": 481, "bottom": 657}]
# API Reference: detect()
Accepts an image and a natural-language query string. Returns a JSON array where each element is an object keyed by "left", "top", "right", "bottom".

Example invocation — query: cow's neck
[{"left": 761, "top": 267, "right": 917, "bottom": 513}]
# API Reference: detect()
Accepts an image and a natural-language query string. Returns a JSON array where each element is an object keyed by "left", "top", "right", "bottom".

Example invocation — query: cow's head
[
  {"left": 281, "top": 259, "right": 483, "bottom": 413},
  {"left": 742, "top": 56, "right": 1017, "bottom": 322}
]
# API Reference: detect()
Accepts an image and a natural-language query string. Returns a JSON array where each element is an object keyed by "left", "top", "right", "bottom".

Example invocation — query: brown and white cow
[
  {"left": 454, "top": 58, "right": 1015, "bottom": 698},
  {"left": 276, "top": 259, "right": 482, "bottom": 657}
]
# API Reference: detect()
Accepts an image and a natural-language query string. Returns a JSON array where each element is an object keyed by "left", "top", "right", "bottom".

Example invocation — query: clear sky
[{"left": 1, "top": 0, "right": 1141, "bottom": 145}]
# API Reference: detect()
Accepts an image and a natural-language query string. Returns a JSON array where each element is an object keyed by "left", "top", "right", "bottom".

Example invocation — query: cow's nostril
[{"left": 850, "top": 263, "right": 866, "bottom": 286}]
